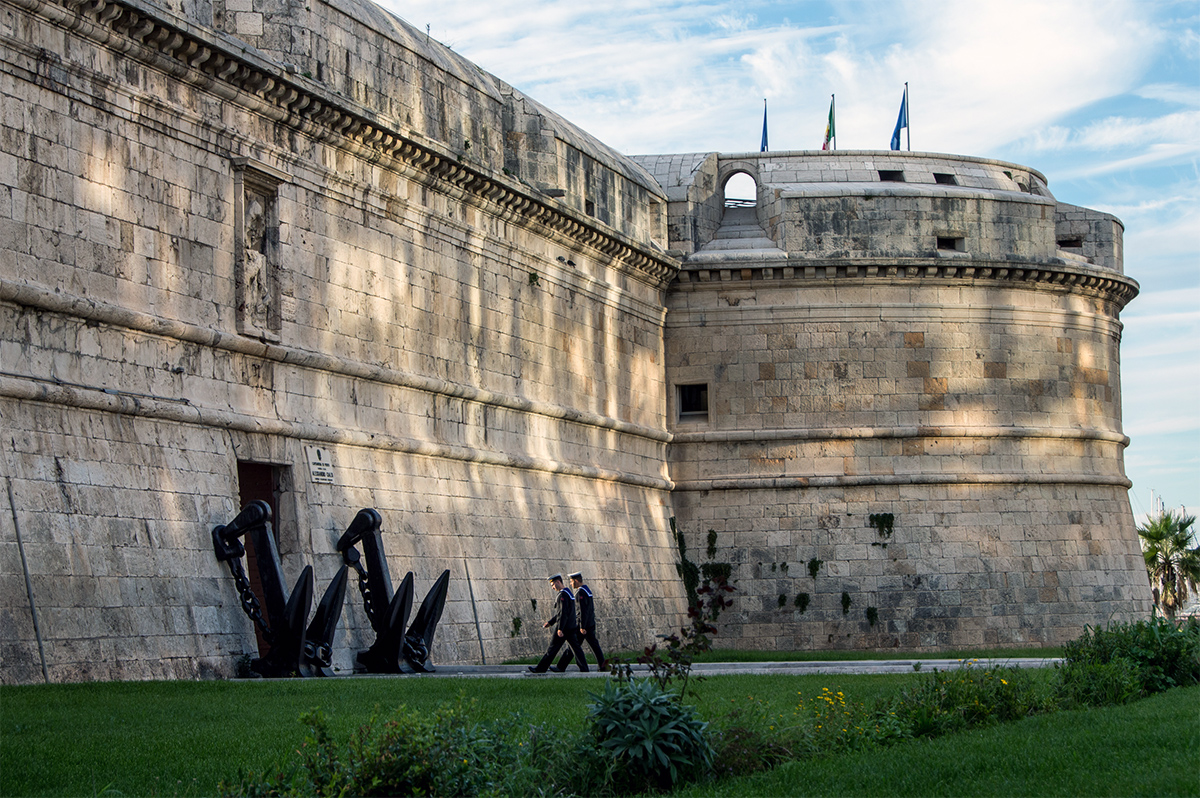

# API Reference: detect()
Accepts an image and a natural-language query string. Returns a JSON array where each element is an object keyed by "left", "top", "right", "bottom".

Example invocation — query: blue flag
[
  {"left": 890, "top": 89, "right": 908, "bottom": 151},
  {"left": 760, "top": 100, "right": 768, "bottom": 152}
]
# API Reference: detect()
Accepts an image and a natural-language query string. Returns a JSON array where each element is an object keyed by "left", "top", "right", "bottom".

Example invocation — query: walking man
[
  {"left": 557, "top": 571, "right": 606, "bottom": 671},
  {"left": 528, "top": 574, "right": 588, "bottom": 673}
]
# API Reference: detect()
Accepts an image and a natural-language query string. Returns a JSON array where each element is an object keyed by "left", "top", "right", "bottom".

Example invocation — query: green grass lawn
[
  {"left": 677, "top": 684, "right": 1200, "bottom": 797},
  {"left": 1, "top": 673, "right": 1192, "bottom": 797}
]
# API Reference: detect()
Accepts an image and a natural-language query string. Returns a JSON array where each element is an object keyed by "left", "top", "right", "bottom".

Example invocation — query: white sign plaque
[{"left": 306, "top": 445, "right": 335, "bottom": 484}]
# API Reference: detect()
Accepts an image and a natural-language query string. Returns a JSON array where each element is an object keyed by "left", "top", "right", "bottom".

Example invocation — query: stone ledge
[
  {"left": 672, "top": 258, "right": 1138, "bottom": 308},
  {"left": 672, "top": 472, "right": 1133, "bottom": 492},
  {"left": 670, "top": 425, "right": 1129, "bottom": 446}
]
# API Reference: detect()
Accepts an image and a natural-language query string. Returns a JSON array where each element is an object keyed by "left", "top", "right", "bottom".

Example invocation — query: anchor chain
[
  {"left": 350, "top": 559, "right": 377, "bottom": 629},
  {"left": 227, "top": 557, "right": 273, "bottom": 641}
]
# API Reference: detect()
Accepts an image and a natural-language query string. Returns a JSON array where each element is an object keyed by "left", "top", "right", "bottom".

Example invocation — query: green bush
[
  {"left": 220, "top": 699, "right": 567, "bottom": 798},
  {"left": 1055, "top": 657, "right": 1144, "bottom": 708},
  {"left": 709, "top": 696, "right": 796, "bottom": 778},
  {"left": 793, "top": 687, "right": 912, "bottom": 754},
  {"left": 582, "top": 679, "right": 714, "bottom": 793},
  {"left": 888, "top": 663, "right": 1047, "bottom": 737},
  {"left": 1059, "top": 616, "right": 1200, "bottom": 696}
]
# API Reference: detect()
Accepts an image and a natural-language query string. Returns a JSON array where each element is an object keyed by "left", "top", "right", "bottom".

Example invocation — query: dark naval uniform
[
  {"left": 557, "top": 580, "right": 605, "bottom": 670},
  {"left": 531, "top": 585, "right": 589, "bottom": 673}
]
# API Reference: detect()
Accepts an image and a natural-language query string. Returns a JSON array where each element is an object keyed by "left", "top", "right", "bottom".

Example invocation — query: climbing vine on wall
[
  {"left": 671, "top": 518, "right": 733, "bottom": 609},
  {"left": 869, "top": 513, "right": 895, "bottom": 547},
  {"left": 671, "top": 516, "right": 701, "bottom": 607}
]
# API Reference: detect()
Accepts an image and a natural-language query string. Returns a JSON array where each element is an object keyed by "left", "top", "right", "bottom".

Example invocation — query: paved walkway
[{"left": 397, "top": 658, "right": 1060, "bottom": 679}]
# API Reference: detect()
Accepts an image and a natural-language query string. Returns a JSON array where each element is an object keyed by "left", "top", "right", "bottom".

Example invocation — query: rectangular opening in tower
[
  {"left": 933, "top": 173, "right": 958, "bottom": 185},
  {"left": 878, "top": 170, "right": 905, "bottom": 182},
  {"left": 677, "top": 383, "right": 709, "bottom": 421}
]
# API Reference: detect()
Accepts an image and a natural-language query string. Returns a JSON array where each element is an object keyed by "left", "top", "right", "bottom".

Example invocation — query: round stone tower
[{"left": 635, "top": 150, "right": 1152, "bottom": 651}]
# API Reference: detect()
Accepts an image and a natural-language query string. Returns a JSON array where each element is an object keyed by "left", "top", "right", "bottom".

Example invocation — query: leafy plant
[
  {"left": 707, "top": 529, "right": 718, "bottom": 559},
  {"left": 841, "top": 592, "right": 852, "bottom": 614},
  {"left": 866, "top": 606, "right": 878, "bottom": 627},
  {"left": 807, "top": 557, "right": 824, "bottom": 580},
  {"left": 778, "top": 594, "right": 787, "bottom": 608},
  {"left": 1058, "top": 616, "right": 1200, "bottom": 695},
  {"left": 671, "top": 516, "right": 701, "bottom": 607},
  {"left": 701, "top": 562, "right": 732, "bottom": 583},
  {"left": 631, "top": 566, "right": 735, "bottom": 697},
  {"left": 583, "top": 679, "right": 714, "bottom": 793},
  {"left": 794, "top": 593, "right": 810, "bottom": 612},
  {"left": 509, "top": 616, "right": 522, "bottom": 638},
  {"left": 869, "top": 513, "right": 895, "bottom": 546},
  {"left": 710, "top": 696, "right": 795, "bottom": 778},
  {"left": 1055, "top": 657, "right": 1143, "bottom": 708},
  {"left": 888, "top": 662, "right": 1048, "bottom": 737},
  {"left": 220, "top": 698, "right": 563, "bottom": 798}
]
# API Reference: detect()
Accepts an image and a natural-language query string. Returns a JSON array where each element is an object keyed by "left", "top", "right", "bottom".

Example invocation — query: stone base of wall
[{"left": 672, "top": 482, "right": 1153, "bottom": 652}]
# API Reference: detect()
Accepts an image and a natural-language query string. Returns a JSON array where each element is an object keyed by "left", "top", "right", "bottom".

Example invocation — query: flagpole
[
  {"left": 832, "top": 94, "right": 836, "bottom": 150},
  {"left": 905, "top": 82, "right": 910, "bottom": 151}
]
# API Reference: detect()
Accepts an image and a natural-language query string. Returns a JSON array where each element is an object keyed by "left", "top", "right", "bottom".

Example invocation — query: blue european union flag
[{"left": 890, "top": 90, "right": 908, "bottom": 151}]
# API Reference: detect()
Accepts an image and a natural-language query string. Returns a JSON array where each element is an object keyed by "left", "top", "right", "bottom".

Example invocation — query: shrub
[
  {"left": 220, "top": 699, "right": 567, "bottom": 798},
  {"left": 1055, "top": 657, "right": 1143, "bottom": 708},
  {"left": 794, "top": 687, "right": 912, "bottom": 754},
  {"left": 582, "top": 679, "right": 714, "bottom": 794},
  {"left": 710, "top": 696, "right": 796, "bottom": 779},
  {"left": 1059, "top": 616, "right": 1200, "bottom": 696},
  {"left": 889, "top": 663, "right": 1047, "bottom": 737}
]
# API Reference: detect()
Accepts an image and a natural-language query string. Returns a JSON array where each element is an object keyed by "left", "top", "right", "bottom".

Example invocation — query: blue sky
[{"left": 379, "top": 0, "right": 1199, "bottom": 519}]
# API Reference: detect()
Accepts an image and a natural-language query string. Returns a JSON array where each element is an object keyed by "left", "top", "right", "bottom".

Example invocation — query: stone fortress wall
[
  {"left": 636, "top": 151, "right": 1149, "bottom": 649},
  {"left": 0, "top": 0, "right": 1151, "bottom": 683},
  {"left": 0, "top": 0, "right": 686, "bottom": 683}
]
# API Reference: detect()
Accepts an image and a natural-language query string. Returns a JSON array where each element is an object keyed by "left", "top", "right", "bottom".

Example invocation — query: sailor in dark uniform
[
  {"left": 528, "top": 573, "right": 589, "bottom": 673},
  {"left": 557, "top": 571, "right": 606, "bottom": 671}
]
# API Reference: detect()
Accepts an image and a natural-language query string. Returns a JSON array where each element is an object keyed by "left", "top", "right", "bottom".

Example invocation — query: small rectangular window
[
  {"left": 677, "top": 383, "right": 709, "bottom": 420},
  {"left": 585, "top": 199, "right": 596, "bottom": 216},
  {"left": 937, "top": 237, "right": 964, "bottom": 251},
  {"left": 1057, "top": 238, "right": 1084, "bottom": 249},
  {"left": 933, "top": 173, "right": 957, "bottom": 185},
  {"left": 878, "top": 170, "right": 905, "bottom": 182}
]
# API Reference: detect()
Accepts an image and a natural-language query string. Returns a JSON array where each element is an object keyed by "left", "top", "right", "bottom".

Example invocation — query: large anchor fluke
[{"left": 401, "top": 569, "right": 450, "bottom": 673}]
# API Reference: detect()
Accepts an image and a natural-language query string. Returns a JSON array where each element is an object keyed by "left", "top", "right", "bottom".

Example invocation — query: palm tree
[{"left": 1137, "top": 511, "right": 1200, "bottom": 618}]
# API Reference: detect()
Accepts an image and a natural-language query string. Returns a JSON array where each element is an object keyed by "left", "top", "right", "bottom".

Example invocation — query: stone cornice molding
[
  {"left": 672, "top": 472, "right": 1133, "bottom": 491},
  {"left": 9, "top": 0, "right": 679, "bottom": 289},
  {"left": 671, "top": 425, "right": 1130, "bottom": 447},
  {"left": 674, "top": 257, "right": 1139, "bottom": 310}
]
